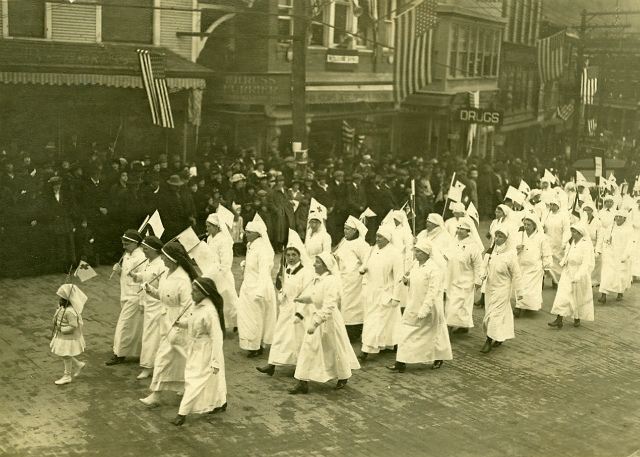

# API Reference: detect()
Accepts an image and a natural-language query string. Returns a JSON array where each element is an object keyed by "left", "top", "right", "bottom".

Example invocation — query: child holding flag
[{"left": 50, "top": 284, "right": 87, "bottom": 385}]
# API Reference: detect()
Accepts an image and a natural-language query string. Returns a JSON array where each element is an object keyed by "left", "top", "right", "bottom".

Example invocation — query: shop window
[
  {"left": 102, "top": 0, "right": 153, "bottom": 44},
  {"left": 7, "top": 0, "right": 45, "bottom": 38},
  {"left": 278, "top": 0, "right": 293, "bottom": 43}
]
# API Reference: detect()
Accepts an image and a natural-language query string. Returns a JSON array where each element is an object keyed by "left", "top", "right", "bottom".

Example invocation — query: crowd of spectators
[{"left": 0, "top": 140, "right": 636, "bottom": 279}]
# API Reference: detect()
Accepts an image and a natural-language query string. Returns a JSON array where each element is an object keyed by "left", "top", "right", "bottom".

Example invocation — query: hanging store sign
[
  {"left": 325, "top": 49, "right": 359, "bottom": 71},
  {"left": 210, "top": 73, "right": 291, "bottom": 105},
  {"left": 457, "top": 108, "right": 503, "bottom": 125}
]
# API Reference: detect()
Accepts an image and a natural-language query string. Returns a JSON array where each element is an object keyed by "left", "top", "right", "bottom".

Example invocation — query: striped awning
[{"left": 0, "top": 72, "right": 205, "bottom": 90}]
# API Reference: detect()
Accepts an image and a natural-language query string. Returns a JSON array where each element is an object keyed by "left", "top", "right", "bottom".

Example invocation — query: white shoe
[
  {"left": 55, "top": 375, "right": 72, "bottom": 385},
  {"left": 139, "top": 393, "right": 161, "bottom": 406},
  {"left": 73, "top": 361, "right": 86, "bottom": 378},
  {"left": 136, "top": 368, "right": 152, "bottom": 380}
]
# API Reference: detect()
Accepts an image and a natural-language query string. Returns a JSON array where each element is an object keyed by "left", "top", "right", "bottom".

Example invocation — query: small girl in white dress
[{"left": 50, "top": 284, "right": 87, "bottom": 385}]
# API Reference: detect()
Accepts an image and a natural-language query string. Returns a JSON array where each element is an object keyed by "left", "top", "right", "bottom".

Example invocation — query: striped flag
[
  {"left": 556, "top": 102, "right": 574, "bottom": 121},
  {"left": 537, "top": 30, "right": 565, "bottom": 85},
  {"left": 393, "top": 0, "right": 438, "bottom": 103},
  {"left": 137, "top": 49, "right": 175, "bottom": 129},
  {"left": 581, "top": 66, "right": 598, "bottom": 105},
  {"left": 587, "top": 118, "right": 597, "bottom": 136}
]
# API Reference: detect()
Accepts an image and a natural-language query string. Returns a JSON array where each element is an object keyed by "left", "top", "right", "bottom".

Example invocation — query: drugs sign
[{"left": 458, "top": 108, "right": 503, "bottom": 125}]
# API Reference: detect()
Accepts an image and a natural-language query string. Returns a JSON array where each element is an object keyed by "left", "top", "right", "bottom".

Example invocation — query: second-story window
[
  {"left": 102, "top": 0, "right": 153, "bottom": 44},
  {"left": 7, "top": 0, "right": 45, "bottom": 38},
  {"left": 332, "top": 0, "right": 352, "bottom": 47},
  {"left": 449, "top": 25, "right": 500, "bottom": 79},
  {"left": 278, "top": 0, "right": 293, "bottom": 43}
]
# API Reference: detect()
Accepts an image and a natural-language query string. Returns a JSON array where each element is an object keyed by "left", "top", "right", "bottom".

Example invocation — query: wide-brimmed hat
[
  {"left": 167, "top": 175, "right": 184, "bottom": 186},
  {"left": 229, "top": 173, "right": 246, "bottom": 183}
]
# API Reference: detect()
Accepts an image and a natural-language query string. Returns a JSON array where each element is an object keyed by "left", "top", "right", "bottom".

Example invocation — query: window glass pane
[
  {"left": 333, "top": 3, "right": 349, "bottom": 46},
  {"left": 492, "top": 31, "right": 500, "bottom": 75},
  {"left": 468, "top": 28, "right": 476, "bottom": 77},
  {"left": 483, "top": 31, "right": 492, "bottom": 76},
  {"left": 102, "top": 0, "right": 153, "bottom": 43},
  {"left": 458, "top": 27, "right": 469, "bottom": 77},
  {"left": 310, "top": 13, "right": 325, "bottom": 46},
  {"left": 449, "top": 24, "right": 458, "bottom": 77},
  {"left": 8, "top": 0, "right": 45, "bottom": 38},
  {"left": 476, "top": 30, "right": 484, "bottom": 76}
]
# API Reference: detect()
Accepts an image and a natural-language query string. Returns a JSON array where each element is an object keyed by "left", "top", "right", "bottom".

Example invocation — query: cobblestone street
[{"left": 1, "top": 249, "right": 640, "bottom": 457}]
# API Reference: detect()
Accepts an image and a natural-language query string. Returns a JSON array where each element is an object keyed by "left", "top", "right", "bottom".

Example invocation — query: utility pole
[
  {"left": 571, "top": 9, "right": 587, "bottom": 161},
  {"left": 291, "top": 0, "right": 308, "bottom": 151}
]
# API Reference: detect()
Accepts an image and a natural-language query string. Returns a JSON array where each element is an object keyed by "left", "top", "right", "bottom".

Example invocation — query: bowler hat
[{"left": 167, "top": 175, "right": 184, "bottom": 186}]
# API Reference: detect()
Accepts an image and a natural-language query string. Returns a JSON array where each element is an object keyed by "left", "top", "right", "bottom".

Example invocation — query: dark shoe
[
  {"left": 573, "top": 319, "right": 581, "bottom": 327},
  {"left": 492, "top": 341, "right": 503, "bottom": 348},
  {"left": 247, "top": 348, "right": 263, "bottom": 358},
  {"left": 256, "top": 365, "right": 275, "bottom": 376},
  {"left": 171, "top": 414, "right": 186, "bottom": 426},
  {"left": 288, "top": 381, "right": 308, "bottom": 395},
  {"left": 233, "top": 327, "right": 238, "bottom": 333},
  {"left": 335, "top": 379, "right": 349, "bottom": 389},
  {"left": 548, "top": 317, "right": 563, "bottom": 329},
  {"left": 452, "top": 327, "right": 469, "bottom": 334},
  {"left": 432, "top": 360, "right": 443, "bottom": 370},
  {"left": 386, "top": 362, "right": 406, "bottom": 373},
  {"left": 208, "top": 402, "right": 227, "bottom": 414},
  {"left": 616, "top": 293, "right": 623, "bottom": 301},
  {"left": 513, "top": 308, "right": 522, "bottom": 318},
  {"left": 357, "top": 352, "right": 368, "bottom": 362},
  {"left": 598, "top": 294, "right": 606, "bottom": 303},
  {"left": 474, "top": 295, "right": 485, "bottom": 308},
  {"left": 105, "top": 354, "right": 125, "bottom": 366},
  {"left": 480, "top": 340, "right": 493, "bottom": 353},
  {"left": 551, "top": 281, "right": 558, "bottom": 290}
]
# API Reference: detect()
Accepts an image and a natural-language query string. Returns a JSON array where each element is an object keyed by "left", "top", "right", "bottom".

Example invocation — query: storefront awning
[{"left": 0, "top": 40, "right": 213, "bottom": 90}]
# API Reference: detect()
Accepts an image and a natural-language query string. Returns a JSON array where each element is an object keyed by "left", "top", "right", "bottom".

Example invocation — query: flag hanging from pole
[
  {"left": 137, "top": 49, "right": 175, "bottom": 129},
  {"left": 537, "top": 30, "right": 565, "bottom": 85},
  {"left": 393, "top": 0, "right": 438, "bottom": 103},
  {"left": 581, "top": 66, "right": 598, "bottom": 105},
  {"left": 556, "top": 102, "right": 574, "bottom": 121}
]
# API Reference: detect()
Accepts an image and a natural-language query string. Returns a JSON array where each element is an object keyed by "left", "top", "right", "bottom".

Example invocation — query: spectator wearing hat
[
  {"left": 226, "top": 174, "right": 249, "bottom": 210},
  {"left": 157, "top": 175, "right": 197, "bottom": 242},
  {"left": 311, "top": 170, "right": 334, "bottom": 217},
  {"left": 282, "top": 156, "right": 296, "bottom": 187},
  {"left": 346, "top": 172, "right": 367, "bottom": 218},
  {"left": 267, "top": 174, "right": 296, "bottom": 252},
  {"left": 329, "top": 170, "right": 348, "bottom": 242},
  {"left": 106, "top": 229, "right": 146, "bottom": 366},
  {"left": 122, "top": 173, "right": 151, "bottom": 233},
  {"left": 39, "top": 176, "right": 77, "bottom": 273}
]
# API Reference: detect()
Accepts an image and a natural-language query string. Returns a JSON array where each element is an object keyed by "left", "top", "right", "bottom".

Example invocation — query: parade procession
[{"left": 2, "top": 0, "right": 640, "bottom": 455}]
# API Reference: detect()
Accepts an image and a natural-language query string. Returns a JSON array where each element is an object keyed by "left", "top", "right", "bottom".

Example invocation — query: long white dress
[
  {"left": 584, "top": 214, "right": 603, "bottom": 285},
  {"left": 361, "top": 243, "right": 404, "bottom": 354},
  {"left": 483, "top": 246, "right": 523, "bottom": 342},
  {"left": 550, "top": 238, "right": 594, "bottom": 320},
  {"left": 390, "top": 223, "right": 414, "bottom": 308},
  {"left": 206, "top": 232, "right": 240, "bottom": 329},
  {"left": 444, "top": 236, "right": 484, "bottom": 328},
  {"left": 543, "top": 209, "right": 571, "bottom": 283},
  {"left": 397, "top": 259, "right": 452, "bottom": 364},
  {"left": 294, "top": 273, "right": 360, "bottom": 382},
  {"left": 631, "top": 207, "right": 640, "bottom": 277},
  {"left": 268, "top": 263, "right": 314, "bottom": 366},
  {"left": 305, "top": 229, "right": 332, "bottom": 257},
  {"left": 149, "top": 267, "right": 193, "bottom": 392},
  {"left": 334, "top": 237, "right": 371, "bottom": 325},
  {"left": 597, "top": 222, "right": 635, "bottom": 295},
  {"left": 237, "top": 237, "right": 277, "bottom": 350},
  {"left": 515, "top": 229, "right": 552, "bottom": 311},
  {"left": 178, "top": 298, "right": 226, "bottom": 415},
  {"left": 113, "top": 247, "right": 145, "bottom": 357},
  {"left": 139, "top": 256, "right": 165, "bottom": 369}
]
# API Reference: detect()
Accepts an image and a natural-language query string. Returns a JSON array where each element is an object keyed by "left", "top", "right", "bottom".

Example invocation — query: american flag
[
  {"left": 556, "top": 102, "right": 574, "bottom": 121},
  {"left": 581, "top": 66, "right": 598, "bottom": 105},
  {"left": 137, "top": 49, "right": 175, "bottom": 129},
  {"left": 394, "top": 0, "right": 438, "bottom": 103},
  {"left": 587, "top": 118, "right": 597, "bottom": 136},
  {"left": 537, "top": 30, "right": 565, "bottom": 85}
]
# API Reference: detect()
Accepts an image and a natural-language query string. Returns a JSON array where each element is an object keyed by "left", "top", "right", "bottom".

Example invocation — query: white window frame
[{"left": 328, "top": 0, "right": 357, "bottom": 48}]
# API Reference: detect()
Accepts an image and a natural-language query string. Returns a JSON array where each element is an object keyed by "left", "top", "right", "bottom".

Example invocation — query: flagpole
[{"left": 411, "top": 179, "right": 416, "bottom": 236}]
